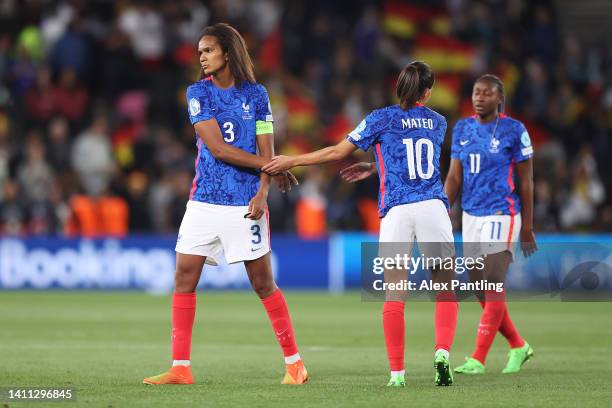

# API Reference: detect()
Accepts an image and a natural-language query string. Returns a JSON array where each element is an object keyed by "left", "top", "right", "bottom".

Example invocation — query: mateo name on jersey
[{"left": 401, "top": 117, "right": 434, "bottom": 130}]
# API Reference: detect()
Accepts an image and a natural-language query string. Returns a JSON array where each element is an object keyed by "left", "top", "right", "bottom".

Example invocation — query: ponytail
[{"left": 396, "top": 61, "right": 434, "bottom": 110}]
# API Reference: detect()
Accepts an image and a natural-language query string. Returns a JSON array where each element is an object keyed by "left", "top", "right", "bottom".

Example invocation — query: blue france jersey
[
  {"left": 186, "top": 78, "right": 273, "bottom": 205},
  {"left": 347, "top": 105, "right": 449, "bottom": 217},
  {"left": 451, "top": 115, "right": 533, "bottom": 216}
]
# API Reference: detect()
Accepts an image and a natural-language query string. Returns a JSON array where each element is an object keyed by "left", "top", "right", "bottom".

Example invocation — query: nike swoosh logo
[
  {"left": 460, "top": 140, "right": 469, "bottom": 146},
  {"left": 251, "top": 248, "right": 262, "bottom": 252}
]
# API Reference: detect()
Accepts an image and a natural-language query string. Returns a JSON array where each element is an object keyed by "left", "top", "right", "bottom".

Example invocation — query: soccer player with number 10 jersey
[{"left": 263, "top": 61, "right": 458, "bottom": 387}]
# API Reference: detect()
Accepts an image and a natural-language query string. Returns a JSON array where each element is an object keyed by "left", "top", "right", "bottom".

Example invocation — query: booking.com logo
[{"left": 0, "top": 239, "right": 263, "bottom": 290}]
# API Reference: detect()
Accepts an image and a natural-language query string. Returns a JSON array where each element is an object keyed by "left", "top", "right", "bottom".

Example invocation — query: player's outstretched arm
[
  {"left": 261, "top": 139, "right": 357, "bottom": 175},
  {"left": 339, "top": 162, "right": 377, "bottom": 183},
  {"left": 195, "top": 118, "right": 269, "bottom": 169},
  {"left": 256, "top": 131, "right": 298, "bottom": 193},
  {"left": 516, "top": 158, "right": 537, "bottom": 257},
  {"left": 444, "top": 159, "right": 463, "bottom": 208}
]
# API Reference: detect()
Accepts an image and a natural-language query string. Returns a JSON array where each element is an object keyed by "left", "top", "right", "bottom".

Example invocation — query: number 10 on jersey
[{"left": 403, "top": 138, "right": 434, "bottom": 180}]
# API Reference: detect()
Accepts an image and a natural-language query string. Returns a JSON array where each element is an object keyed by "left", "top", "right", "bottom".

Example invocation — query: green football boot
[
  {"left": 454, "top": 357, "right": 485, "bottom": 374},
  {"left": 434, "top": 351, "right": 453, "bottom": 386},
  {"left": 502, "top": 341, "right": 533, "bottom": 374},
  {"left": 386, "top": 374, "right": 406, "bottom": 387}
]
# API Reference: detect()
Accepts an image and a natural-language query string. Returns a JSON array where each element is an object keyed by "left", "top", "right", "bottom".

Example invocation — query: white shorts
[
  {"left": 379, "top": 199, "right": 455, "bottom": 260},
  {"left": 175, "top": 201, "right": 270, "bottom": 265},
  {"left": 462, "top": 212, "right": 521, "bottom": 259}
]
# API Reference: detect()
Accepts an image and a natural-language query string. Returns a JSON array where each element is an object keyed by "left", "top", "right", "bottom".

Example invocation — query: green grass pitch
[{"left": 1, "top": 291, "right": 611, "bottom": 407}]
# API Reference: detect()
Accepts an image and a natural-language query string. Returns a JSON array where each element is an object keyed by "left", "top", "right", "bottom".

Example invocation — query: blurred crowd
[{"left": 0, "top": 0, "right": 610, "bottom": 237}]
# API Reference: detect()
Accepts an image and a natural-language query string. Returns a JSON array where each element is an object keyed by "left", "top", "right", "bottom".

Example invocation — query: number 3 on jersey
[
  {"left": 403, "top": 138, "right": 434, "bottom": 179},
  {"left": 223, "top": 121, "right": 235, "bottom": 142}
]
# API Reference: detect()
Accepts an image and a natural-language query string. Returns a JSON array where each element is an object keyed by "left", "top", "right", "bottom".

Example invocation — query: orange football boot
[
  {"left": 143, "top": 365, "right": 194, "bottom": 385},
  {"left": 281, "top": 360, "right": 308, "bottom": 385}
]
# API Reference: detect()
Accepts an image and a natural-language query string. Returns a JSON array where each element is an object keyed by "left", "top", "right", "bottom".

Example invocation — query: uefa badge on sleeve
[
  {"left": 189, "top": 98, "right": 201, "bottom": 116},
  {"left": 521, "top": 131, "right": 531, "bottom": 146},
  {"left": 520, "top": 131, "right": 534, "bottom": 155}
]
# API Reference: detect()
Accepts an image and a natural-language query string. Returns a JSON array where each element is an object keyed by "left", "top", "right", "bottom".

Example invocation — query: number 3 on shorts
[{"left": 251, "top": 224, "right": 261, "bottom": 244}]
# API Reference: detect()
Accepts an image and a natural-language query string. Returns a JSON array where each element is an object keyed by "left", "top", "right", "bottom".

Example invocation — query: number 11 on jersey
[{"left": 469, "top": 153, "right": 480, "bottom": 174}]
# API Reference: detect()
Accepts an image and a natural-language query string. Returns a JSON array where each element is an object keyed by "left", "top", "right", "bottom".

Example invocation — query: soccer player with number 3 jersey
[
  {"left": 444, "top": 74, "right": 537, "bottom": 375},
  {"left": 263, "top": 61, "right": 458, "bottom": 387},
  {"left": 143, "top": 23, "right": 307, "bottom": 386}
]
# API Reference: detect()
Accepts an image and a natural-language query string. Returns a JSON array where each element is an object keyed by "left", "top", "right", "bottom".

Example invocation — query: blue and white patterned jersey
[
  {"left": 186, "top": 78, "right": 273, "bottom": 205},
  {"left": 451, "top": 114, "right": 533, "bottom": 216},
  {"left": 347, "top": 104, "right": 449, "bottom": 218}
]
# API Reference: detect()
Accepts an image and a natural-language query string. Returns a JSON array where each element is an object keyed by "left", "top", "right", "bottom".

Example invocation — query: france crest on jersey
[
  {"left": 451, "top": 114, "right": 533, "bottom": 216},
  {"left": 347, "top": 105, "right": 449, "bottom": 217},
  {"left": 186, "top": 78, "right": 273, "bottom": 205}
]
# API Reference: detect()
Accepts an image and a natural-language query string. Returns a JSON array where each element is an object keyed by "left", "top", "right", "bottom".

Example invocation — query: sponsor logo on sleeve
[
  {"left": 349, "top": 119, "right": 366, "bottom": 141},
  {"left": 521, "top": 146, "right": 534, "bottom": 156}
]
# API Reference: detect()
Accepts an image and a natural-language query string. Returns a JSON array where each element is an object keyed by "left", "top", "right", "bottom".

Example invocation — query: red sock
[
  {"left": 472, "top": 290, "right": 506, "bottom": 364},
  {"left": 434, "top": 292, "right": 458, "bottom": 352},
  {"left": 382, "top": 301, "right": 405, "bottom": 371},
  {"left": 477, "top": 299, "right": 524, "bottom": 349},
  {"left": 172, "top": 292, "right": 196, "bottom": 361},
  {"left": 261, "top": 289, "right": 299, "bottom": 357}
]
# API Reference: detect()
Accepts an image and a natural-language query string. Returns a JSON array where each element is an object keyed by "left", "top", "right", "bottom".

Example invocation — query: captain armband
[{"left": 256, "top": 120, "right": 274, "bottom": 135}]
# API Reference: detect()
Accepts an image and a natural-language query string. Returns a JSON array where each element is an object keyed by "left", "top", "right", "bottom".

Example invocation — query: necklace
[{"left": 489, "top": 114, "right": 500, "bottom": 153}]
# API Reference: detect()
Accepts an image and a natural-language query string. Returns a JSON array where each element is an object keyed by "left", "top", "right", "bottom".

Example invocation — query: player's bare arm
[
  {"left": 262, "top": 139, "right": 357, "bottom": 174},
  {"left": 444, "top": 159, "right": 463, "bottom": 208},
  {"left": 257, "top": 131, "right": 298, "bottom": 194},
  {"left": 516, "top": 158, "right": 537, "bottom": 257},
  {"left": 245, "top": 132, "right": 274, "bottom": 220},
  {"left": 195, "top": 118, "right": 270, "bottom": 169}
]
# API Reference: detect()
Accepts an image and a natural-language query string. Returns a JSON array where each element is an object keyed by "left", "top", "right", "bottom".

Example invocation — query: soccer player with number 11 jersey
[{"left": 445, "top": 74, "right": 537, "bottom": 375}]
